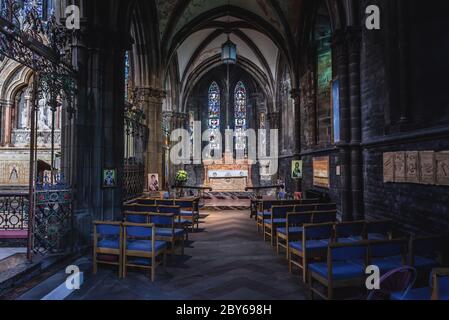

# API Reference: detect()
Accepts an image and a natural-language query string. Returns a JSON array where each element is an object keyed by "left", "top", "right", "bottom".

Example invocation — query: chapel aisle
[{"left": 66, "top": 210, "right": 308, "bottom": 300}]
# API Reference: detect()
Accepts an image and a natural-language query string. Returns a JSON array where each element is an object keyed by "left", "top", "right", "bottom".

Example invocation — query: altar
[{"left": 203, "top": 154, "right": 253, "bottom": 192}]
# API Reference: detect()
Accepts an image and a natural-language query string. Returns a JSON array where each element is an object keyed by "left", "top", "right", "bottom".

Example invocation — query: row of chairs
[
  {"left": 124, "top": 209, "right": 186, "bottom": 255},
  {"left": 93, "top": 221, "right": 169, "bottom": 281},
  {"left": 256, "top": 202, "right": 337, "bottom": 236},
  {"left": 126, "top": 197, "right": 200, "bottom": 232},
  {"left": 253, "top": 203, "right": 448, "bottom": 299},
  {"left": 306, "top": 235, "right": 449, "bottom": 300},
  {"left": 388, "top": 268, "right": 449, "bottom": 300},
  {"left": 250, "top": 198, "right": 322, "bottom": 219}
]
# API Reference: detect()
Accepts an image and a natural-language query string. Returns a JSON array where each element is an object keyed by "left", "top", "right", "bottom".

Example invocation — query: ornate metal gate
[
  {"left": 1, "top": 0, "right": 76, "bottom": 259},
  {"left": 33, "top": 181, "right": 72, "bottom": 254}
]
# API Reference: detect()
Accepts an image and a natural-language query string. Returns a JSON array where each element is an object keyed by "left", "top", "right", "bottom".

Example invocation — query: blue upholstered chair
[
  {"left": 308, "top": 241, "right": 368, "bottom": 300},
  {"left": 133, "top": 204, "right": 158, "bottom": 213},
  {"left": 150, "top": 212, "right": 185, "bottom": 255},
  {"left": 312, "top": 210, "right": 337, "bottom": 223},
  {"left": 289, "top": 222, "right": 334, "bottom": 282},
  {"left": 409, "top": 236, "right": 446, "bottom": 273},
  {"left": 175, "top": 198, "right": 200, "bottom": 232},
  {"left": 276, "top": 212, "right": 313, "bottom": 258},
  {"left": 123, "top": 222, "right": 167, "bottom": 281},
  {"left": 391, "top": 268, "right": 449, "bottom": 300},
  {"left": 365, "top": 219, "right": 393, "bottom": 240},
  {"left": 93, "top": 221, "right": 123, "bottom": 277},
  {"left": 335, "top": 221, "right": 366, "bottom": 243},
  {"left": 369, "top": 239, "right": 408, "bottom": 274},
  {"left": 125, "top": 210, "right": 186, "bottom": 255},
  {"left": 256, "top": 200, "right": 278, "bottom": 233},
  {"left": 367, "top": 266, "right": 417, "bottom": 300},
  {"left": 316, "top": 203, "right": 337, "bottom": 212},
  {"left": 136, "top": 198, "right": 156, "bottom": 205},
  {"left": 264, "top": 205, "right": 295, "bottom": 245},
  {"left": 293, "top": 204, "right": 317, "bottom": 213},
  {"left": 156, "top": 199, "right": 175, "bottom": 206},
  {"left": 158, "top": 205, "right": 189, "bottom": 239},
  {"left": 124, "top": 211, "right": 148, "bottom": 224}
]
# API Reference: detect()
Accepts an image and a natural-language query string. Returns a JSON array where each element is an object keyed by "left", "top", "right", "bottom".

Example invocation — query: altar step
[{"left": 201, "top": 192, "right": 251, "bottom": 211}]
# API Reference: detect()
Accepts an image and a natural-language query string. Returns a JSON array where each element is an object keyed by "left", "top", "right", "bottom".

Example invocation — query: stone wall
[{"left": 360, "top": 0, "right": 449, "bottom": 234}]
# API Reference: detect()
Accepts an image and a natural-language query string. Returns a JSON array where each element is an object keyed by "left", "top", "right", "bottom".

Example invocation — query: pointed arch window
[
  {"left": 208, "top": 81, "right": 220, "bottom": 149},
  {"left": 234, "top": 81, "right": 247, "bottom": 151},
  {"left": 125, "top": 51, "right": 130, "bottom": 101}
]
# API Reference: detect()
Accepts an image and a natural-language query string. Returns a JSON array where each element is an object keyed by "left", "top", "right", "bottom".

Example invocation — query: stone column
[
  {"left": 138, "top": 87, "right": 165, "bottom": 189},
  {"left": 67, "top": 27, "right": 128, "bottom": 247},
  {"left": 3, "top": 101, "right": 13, "bottom": 147},
  {"left": 291, "top": 89, "right": 302, "bottom": 192},
  {"left": 348, "top": 28, "right": 364, "bottom": 220},
  {"left": 290, "top": 89, "right": 301, "bottom": 155},
  {"left": 267, "top": 111, "right": 280, "bottom": 183},
  {"left": 333, "top": 30, "right": 352, "bottom": 221}
]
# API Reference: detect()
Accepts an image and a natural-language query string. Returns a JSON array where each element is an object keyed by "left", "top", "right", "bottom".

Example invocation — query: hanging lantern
[{"left": 221, "top": 36, "right": 237, "bottom": 64}]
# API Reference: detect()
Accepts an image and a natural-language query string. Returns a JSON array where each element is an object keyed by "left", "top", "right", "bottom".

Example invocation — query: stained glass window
[
  {"left": 208, "top": 81, "right": 220, "bottom": 149},
  {"left": 125, "top": 51, "right": 130, "bottom": 101},
  {"left": 234, "top": 81, "right": 247, "bottom": 151}
]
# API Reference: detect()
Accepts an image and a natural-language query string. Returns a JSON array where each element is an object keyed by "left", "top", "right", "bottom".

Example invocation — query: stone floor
[
  {"left": 0, "top": 248, "right": 27, "bottom": 261},
  {"left": 63, "top": 210, "right": 308, "bottom": 300}
]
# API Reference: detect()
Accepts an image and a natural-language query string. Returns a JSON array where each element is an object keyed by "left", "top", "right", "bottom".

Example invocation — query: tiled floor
[{"left": 66, "top": 210, "right": 308, "bottom": 300}]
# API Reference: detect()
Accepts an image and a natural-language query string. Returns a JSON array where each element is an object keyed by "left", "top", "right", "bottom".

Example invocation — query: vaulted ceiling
[{"left": 153, "top": 0, "right": 305, "bottom": 109}]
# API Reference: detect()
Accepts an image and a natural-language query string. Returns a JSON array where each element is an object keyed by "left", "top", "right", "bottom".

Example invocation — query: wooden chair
[
  {"left": 365, "top": 219, "right": 394, "bottom": 240},
  {"left": 431, "top": 268, "right": 449, "bottom": 300},
  {"left": 93, "top": 221, "right": 123, "bottom": 278},
  {"left": 123, "top": 222, "right": 167, "bottom": 281},
  {"left": 156, "top": 199, "right": 176, "bottom": 206},
  {"left": 312, "top": 210, "right": 337, "bottom": 223},
  {"left": 369, "top": 239, "right": 408, "bottom": 275},
  {"left": 308, "top": 241, "right": 368, "bottom": 300},
  {"left": 264, "top": 205, "right": 295, "bottom": 246},
  {"left": 256, "top": 200, "right": 279, "bottom": 233},
  {"left": 158, "top": 205, "right": 189, "bottom": 239},
  {"left": 133, "top": 204, "right": 158, "bottom": 213},
  {"left": 391, "top": 268, "right": 449, "bottom": 300},
  {"left": 124, "top": 211, "right": 185, "bottom": 255},
  {"left": 334, "top": 221, "right": 366, "bottom": 243},
  {"left": 316, "top": 203, "right": 337, "bottom": 211},
  {"left": 276, "top": 211, "right": 313, "bottom": 258},
  {"left": 289, "top": 222, "right": 334, "bottom": 282},
  {"left": 136, "top": 198, "right": 156, "bottom": 205},
  {"left": 175, "top": 198, "right": 200, "bottom": 232},
  {"left": 409, "top": 235, "right": 447, "bottom": 274}
]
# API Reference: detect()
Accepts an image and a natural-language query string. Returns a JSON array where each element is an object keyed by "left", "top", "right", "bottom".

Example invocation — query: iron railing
[
  {"left": 124, "top": 163, "right": 145, "bottom": 201},
  {"left": 0, "top": 193, "right": 29, "bottom": 230}
]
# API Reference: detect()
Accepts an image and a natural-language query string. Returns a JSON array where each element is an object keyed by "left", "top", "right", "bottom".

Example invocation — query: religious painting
[
  {"left": 393, "top": 152, "right": 406, "bottom": 183},
  {"left": 102, "top": 169, "right": 117, "bottom": 188},
  {"left": 405, "top": 151, "right": 419, "bottom": 183},
  {"left": 291, "top": 160, "right": 303, "bottom": 179},
  {"left": 436, "top": 152, "right": 449, "bottom": 186},
  {"left": 313, "top": 156, "right": 330, "bottom": 188},
  {"left": 383, "top": 152, "right": 395, "bottom": 183},
  {"left": 148, "top": 173, "right": 160, "bottom": 191},
  {"left": 419, "top": 151, "right": 436, "bottom": 185}
]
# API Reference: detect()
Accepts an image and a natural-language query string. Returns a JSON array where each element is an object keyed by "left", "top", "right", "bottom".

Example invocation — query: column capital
[{"left": 135, "top": 87, "right": 167, "bottom": 99}]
